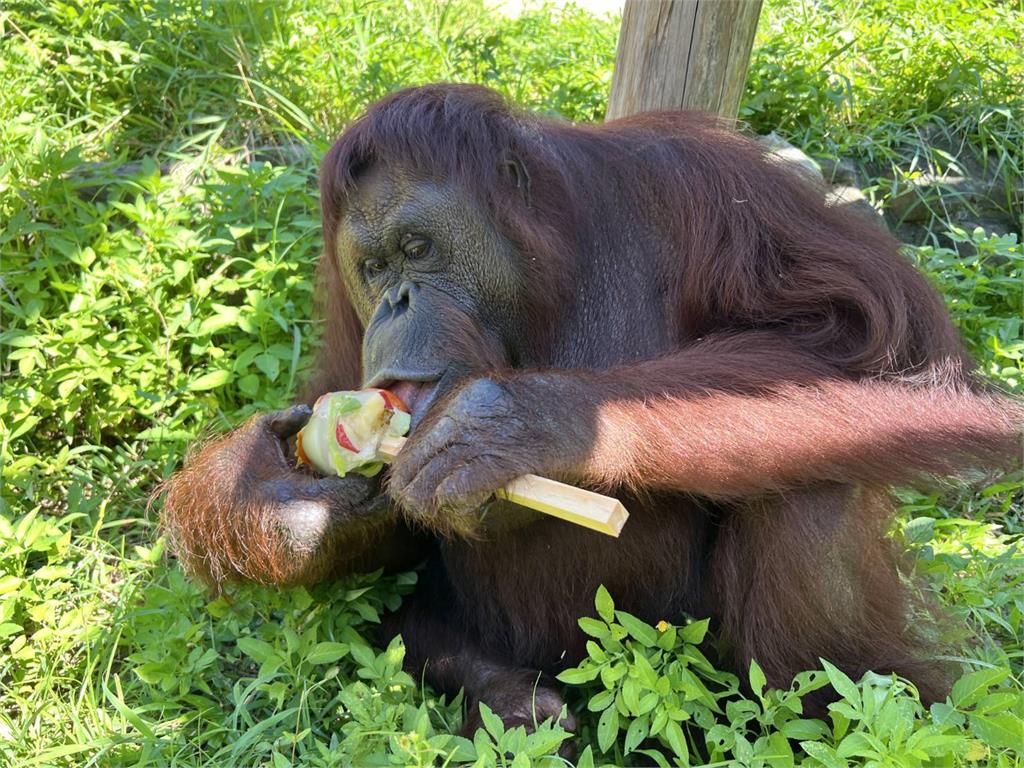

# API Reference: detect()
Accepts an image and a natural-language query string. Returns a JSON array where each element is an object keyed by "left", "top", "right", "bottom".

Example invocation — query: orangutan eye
[
  {"left": 362, "top": 257, "right": 386, "bottom": 278},
  {"left": 401, "top": 234, "right": 431, "bottom": 260}
]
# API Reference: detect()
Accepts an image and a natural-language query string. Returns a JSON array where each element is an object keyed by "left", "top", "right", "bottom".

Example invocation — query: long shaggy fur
[{"left": 160, "top": 84, "right": 1022, "bottom": 707}]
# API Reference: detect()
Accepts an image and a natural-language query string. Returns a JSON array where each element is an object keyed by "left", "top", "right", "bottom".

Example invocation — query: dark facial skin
[
  {"left": 332, "top": 163, "right": 602, "bottom": 526},
  {"left": 336, "top": 164, "right": 526, "bottom": 425}
]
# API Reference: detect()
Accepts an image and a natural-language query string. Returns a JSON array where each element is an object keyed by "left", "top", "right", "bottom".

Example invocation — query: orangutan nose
[{"left": 384, "top": 281, "right": 416, "bottom": 315}]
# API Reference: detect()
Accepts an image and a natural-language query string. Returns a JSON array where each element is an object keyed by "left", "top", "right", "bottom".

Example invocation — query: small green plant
[{"left": 558, "top": 588, "right": 1024, "bottom": 766}]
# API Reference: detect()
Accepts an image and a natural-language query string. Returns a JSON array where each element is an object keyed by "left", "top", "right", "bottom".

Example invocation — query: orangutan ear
[{"left": 499, "top": 152, "right": 532, "bottom": 206}]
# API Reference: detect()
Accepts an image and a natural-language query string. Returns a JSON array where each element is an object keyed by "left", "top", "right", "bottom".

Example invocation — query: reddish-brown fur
[{"left": 160, "top": 85, "right": 1021, "bottom": 717}]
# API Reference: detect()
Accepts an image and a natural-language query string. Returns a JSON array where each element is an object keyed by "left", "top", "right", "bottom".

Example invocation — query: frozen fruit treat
[{"left": 295, "top": 389, "right": 411, "bottom": 477}]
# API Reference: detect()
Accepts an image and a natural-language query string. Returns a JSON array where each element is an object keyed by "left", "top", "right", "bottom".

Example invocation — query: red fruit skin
[
  {"left": 335, "top": 422, "right": 359, "bottom": 453},
  {"left": 378, "top": 388, "right": 410, "bottom": 413}
]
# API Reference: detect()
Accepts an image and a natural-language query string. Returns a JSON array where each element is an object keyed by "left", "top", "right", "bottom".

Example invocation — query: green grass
[{"left": 1, "top": 0, "right": 1022, "bottom": 765}]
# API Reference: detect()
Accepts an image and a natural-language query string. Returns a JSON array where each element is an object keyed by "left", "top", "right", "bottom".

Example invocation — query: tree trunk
[{"left": 606, "top": 0, "right": 763, "bottom": 121}]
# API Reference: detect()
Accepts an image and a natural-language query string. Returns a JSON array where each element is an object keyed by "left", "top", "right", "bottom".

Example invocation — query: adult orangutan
[{"left": 161, "top": 84, "right": 1021, "bottom": 731}]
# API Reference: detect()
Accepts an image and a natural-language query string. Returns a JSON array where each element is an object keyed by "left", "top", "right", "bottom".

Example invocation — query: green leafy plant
[{"left": 558, "top": 588, "right": 1024, "bottom": 766}]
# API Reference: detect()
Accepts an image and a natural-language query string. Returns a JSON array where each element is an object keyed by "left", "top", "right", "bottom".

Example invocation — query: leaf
[
  {"left": 680, "top": 619, "right": 709, "bottom": 645},
  {"left": 587, "top": 690, "right": 615, "bottom": 712},
  {"left": 800, "top": 741, "right": 847, "bottom": 768},
  {"left": 650, "top": 708, "right": 668, "bottom": 737},
  {"left": 835, "top": 732, "right": 877, "bottom": 759},
  {"left": 597, "top": 704, "right": 619, "bottom": 752},
  {"left": 968, "top": 713, "right": 1024, "bottom": 750},
  {"left": 479, "top": 702, "right": 505, "bottom": 742},
  {"left": 595, "top": 585, "right": 615, "bottom": 623},
  {"left": 929, "top": 702, "right": 966, "bottom": 734},
  {"left": 951, "top": 668, "right": 1008, "bottom": 708},
  {"left": 255, "top": 352, "right": 280, "bottom": 381},
  {"left": 304, "top": 641, "right": 349, "bottom": 665},
  {"left": 903, "top": 516, "right": 935, "bottom": 544},
  {"left": 820, "top": 659, "right": 861, "bottom": 708},
  {"left": 637, "top": 692, "right": 659, "bottom": 715},
  {"left": 236, "top": 637, "right": 277, "bottom": 664},
  {"left": 349, "top": 643, "right": 377, "bottom": 669},
  {"left": 662, "top": 719, "right": 688, "bottom": 761},
  {"left": 749, "top": 659, "right": 767, "bottom": 699},
  {"left": 780, "top": 718, "right": 829, "bottom": 741},
  {"left": 634, "top": 748, "right": 673, "bottom": 768},
  {"left": 525, "top": 724, "right": 571, "bottom": 757},
  {"left": 905, "top": 730, "right": 966, "bottom": 756},
  {"left": 622, "top": 678, "right": 641, "bottom": 714},
  {"left": 557, "top": 665, "right": 599, "bottom": 685},
  {"left": 238, "top": 373, "right": 260, "bottom": 396},
  {"left": 972, "top": 691, "right": 1018, "bottom": 714},
  {"left": 615, "top": 610, "right": 658, "bottom": 647},
  {"left": 578, "top": 617, "right": 609, "bottom": 638},
  {"left": 575, "top": 746, "right": 596, "bottom": 768},
  {"left": 624, "top": 714, "right": 649, "bottom": 753},
  {"left": 188, "top": 369, "right": 232, "bottom": 391}
]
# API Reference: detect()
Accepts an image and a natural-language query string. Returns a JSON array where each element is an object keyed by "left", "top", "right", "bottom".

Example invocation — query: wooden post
[{"left": 606, "top": 0, "right": 763, "bottom": 121}]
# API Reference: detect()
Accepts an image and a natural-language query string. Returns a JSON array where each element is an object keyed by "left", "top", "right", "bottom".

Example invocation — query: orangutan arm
[
  {"left": 158, "top": 405, "right": 426, "bottom": 589},
  {"left": 388, "top": 332, "right": 1021, "bottom": 515}
]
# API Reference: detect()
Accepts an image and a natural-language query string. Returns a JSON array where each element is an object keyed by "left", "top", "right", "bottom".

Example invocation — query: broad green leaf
[
  {"left": 951, "top": 668, "right": 1008, "bottom": 708},
  {"left": 749, "top": 659, "right": 767, "bottom": 699},
  {"left": 663, "top": 719, "right": 688, "bottom": 761},
  {"left": 479, "top": 702, "right": 505, "bottom": 742},
  {"left": 575, "top": 746, "right": 596, "bottom": 768},
  {"left": 188, "top": 369, "right": 232, "bottom": 391},
  {"left": 680, "top": 619, "right": 709, "bottom": 645},
  {"left": 835, "top": 731, "right": 878, "bottom": 759},
  {"left": 821, "top": 659, "right": 861, "bottom": 709},
  {"left": 800, "top": 741, "right": 847, "bottom": 768},
  {"left": 236, "top": 637, "right": 277, "bottom": 664},
  {"left": 969, "top": 713, "right": 1024, "bottom": 750},
  {"left": 780, "top": 718, "right": 829, "bottom": 741},
  {"left": 348, "top": 643, "right": 377, "bottom": 669},
  {"left": 615, "top": 610, "right": 658, "bottom": 646},
  {"left": 595, "top": 585, "right": 615, "bottom": 623},
  {"left": 557, "top": 666, "right": 599, "bottom": 685},
  {"left": 578, "top": 617, "right": 609, "bottom": 638},
  {"left": 624, "top": 714, "right": 649, "bottom": 753},
  {"left": 597, "top": 704, "right": 619, "bottom": 752},
  {"left": 304, "top": 641, "right": 349, "bottom": 665},
  {"left": 587, "top": 690, "right": 614, "bottom": 712}
]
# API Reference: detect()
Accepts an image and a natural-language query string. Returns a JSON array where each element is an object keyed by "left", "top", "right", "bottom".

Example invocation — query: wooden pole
[{"left": 606, "top": 0, "right": 763, "bottom": 121}]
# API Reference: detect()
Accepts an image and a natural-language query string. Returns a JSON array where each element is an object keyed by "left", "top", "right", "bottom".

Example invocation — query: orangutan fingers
[
  {"left": 434, "top": 458, "right": 513, "bottom": 516},
  {"left": 263, "top": 404, "right": 313, "bottom": 439},
  {"left": 263, "top": 472, "right": 377, "bottom": 510},
  {"left": 389, "top": 415, "right": 458, "bottom": 491}
]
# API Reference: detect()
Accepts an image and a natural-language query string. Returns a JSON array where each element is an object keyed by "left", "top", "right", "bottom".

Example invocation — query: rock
[
  {"left": 817, "top": 156, "right": 861, "bottom": 186},
  {"left": 757, "top": 132, "right": 823, "bottom": 183},
  {"left": 826, "top": 185, "right": 886, "bottom": 229},
  {"left": 887, "top": 173, "right": 1007, "bottom": 224}
]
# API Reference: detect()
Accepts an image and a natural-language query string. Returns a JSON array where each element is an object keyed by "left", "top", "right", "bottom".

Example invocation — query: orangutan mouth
[{"left": 384, "top": 378, "right": 442, "bottom": 427}]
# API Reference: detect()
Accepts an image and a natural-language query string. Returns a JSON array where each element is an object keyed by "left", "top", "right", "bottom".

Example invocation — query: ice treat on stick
[
  {"left": 295, "top": 389, "right": 629, "bottom": 537},
  {"left": 295, "top": 389, "right": 411, "bottom": 478}
]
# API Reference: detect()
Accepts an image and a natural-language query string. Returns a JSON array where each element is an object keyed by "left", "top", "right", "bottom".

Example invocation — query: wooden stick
[{"left": 377, "top": 435, "right": 629, "bottom": 537}]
